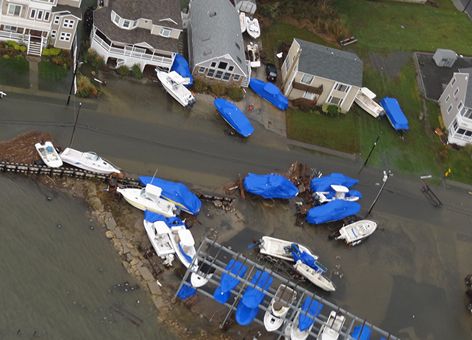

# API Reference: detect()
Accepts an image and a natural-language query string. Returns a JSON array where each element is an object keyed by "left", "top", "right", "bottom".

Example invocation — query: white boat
[
  {"left": 246, "top": 16, "right": 260, "bottom": 39},
  {"left": 247, "top": 42, "right": 261, "bottom": 68},
  {"left": 315, "top": 185, "right": 360, "bottom": 204},
  {"left": 60, "top": 147, "right": 120, "bottom": 174},
  {"left": 264, "top": 284, "right": 297, "bottom": 332},
  {"left": 143, "top": 219, "right": 177, "bottom": 265},
  {"left": 259, "top": 236, "right": 318, "bottom": 262},
  {"left": 317, "top": 311, "right": 345, "bottom": 340},
  {"left": 117, "top": 184, "right": 177, "bottom": 217},
  {"left": 156, "top": 70, "right": 196, "bottom": 108},
  {"left": 239, "top": 11, "right": 247, "bottom": 33},
  {"left": 336, "top": 220, "right": 377, "bottom": 246},
  {"left": 294, "top": 261, "right": 335, "bottom": 292},
  {"left": 354, "top": 87, "right": 385, "bottom": 118},
  {"left": 35, "top": 141, "right": 63, "bottom": 168}
]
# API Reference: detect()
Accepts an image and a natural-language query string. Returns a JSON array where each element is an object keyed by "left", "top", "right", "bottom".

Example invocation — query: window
[
  {"left": 454, "top": 88, "right": 459, "bottom": 97},
  {"left": 335, "top": 83, "right": 350, "bottom": 92},
  {"left": 235, "top": 42, "right": 240, "bottom": 50},
  {"left": 44, "top": 12, "right": 50, "bottom": 21},
  {"left": 452, "top": 77, "right": 456, "bottom": 86},
  {"left": 3, "top": 25, "right": 16, "bottom": 32},
  {"left": 458, "top": 102, "right": 463, "bottom": 110},
  {"left": 63, "top": 19, "right": 74, "bottom": 29},
  {"left": 285, "top": 58, "right": 290, "bottom": 72},
  {"left": 218, "top": 62, "right": 228, "bottom": 70},
  {"left": 445, "top": 95, "right": 450, "bottom": 103},
  {"left": 223, "top": 73, "right": 231, "bottom": 81},
  {"left": 113, "top": 14, "right": 120, "bottom": 24},
  {"left": 198, "top": 67, "right": 206, "bottom": 73},
  {"left": 300, "top": 73, "right": 314, "bottom": 85},
  {"left": 160, "top": 28, "right": 171, "bottom": 37},
  {"left": 210, "top": 62, "right": 216, "bottom": 68},
  {"left": 37, "top": 10, "right": 43, "bottom": 20},
  {"left": 447, "top": 104, "right": 453, "bottom": 113},
  {"left": 207, "top": 69, "right": 215, "bottom": 77},
  {"left": 453, "top": 120, "right": 458, "bottom": 130},
  {"left": 228, "top": 66, "right": 234, "bottom": 72},
  {"left": 458, "top": 128, "right": 466, "bottom": 135},
  {"left": 328, "top": 96, "right": 342, "bottom": 106},
  {"left": 303, "top": 91, "right": 315, "bottom": 100},
  {"left": 123, "top": 20, "right": 130, "bottom": 28},
  {"left": 465, "top": 130, "right": 472, "bottom": 137},
  {"left": 462, "top": 107, "right": 472, "bottom": 118},
  {"left": 215, "top": 70, "right": 223, "bottom": 79},
  {"left": 236, "top": 56, "right": 242, "bottom": 64},
  {"left": 30, "top": 9, "right": 36, "bottom": 19},
  {"left": 51, "top": 30, "right": 57, "bottom": 39},
  {"left": 54, "top": 16, "right": 60, "bottom": 25},
  {"left": 233, "top": 74, "right": 240, "bottom": 81},
  {"left": 7, "top": 4, "right": 22, "bottom": 17},
  {"left": 59, "top": 32, "right": 71, "bottom": 41}
]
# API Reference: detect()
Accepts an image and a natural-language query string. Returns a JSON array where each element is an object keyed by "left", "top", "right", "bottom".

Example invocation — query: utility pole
[
  {"left": 66, "top": 33, "right": 82, "bottom": 105},
  {"left": 358, "top": 135, "right": 380, "bottom": 174},
  {"left": 69, "top": 102, "right": 82, "bottom": 147},
  {"left": 365, "top": 170, "right": 392, "bottom": 218}
]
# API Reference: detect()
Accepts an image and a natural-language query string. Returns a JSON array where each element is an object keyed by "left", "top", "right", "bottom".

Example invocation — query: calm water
[{"left": 0, "top": 175, "right": 173, "bottom": 340}]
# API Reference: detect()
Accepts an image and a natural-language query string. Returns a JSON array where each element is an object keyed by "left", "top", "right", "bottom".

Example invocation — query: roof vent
[{"left": 209, "top": 11, "right": 217, "bottom": 17}]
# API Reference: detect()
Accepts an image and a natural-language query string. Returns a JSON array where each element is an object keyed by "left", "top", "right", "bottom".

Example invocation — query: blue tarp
[
  {"left": 139, "top": 176, "right": 201, "bottom": 215},
  {"left": 243, "top": 173, "right": 298, "bottom": 199},
  {"left": 380, "top": 97, "right": 409, "bottom": 131},
  {"left": 177, "top": 285, "right": 197, "bottom": 300},
  {"left": 214, "top": 98, "right": 255, "bottom": 138},
  {"left": 310, "top": 173, "right": 359, "bottom": 192},
  {"left": 143, "top": 210, "right": 184, "bottom": 227},
  {"left": 214, "top": 259, "right": 248, "bottom": 304},
  {"left": 306, "top": 200, "right": 361, "bottom": 224},
  {"left": 350, "top": 325, "right": 372, "bottom": 340},
  {"left": 170, "top": 54, "right": 193, "bottom": 87},
  {"left": 298, "top": 297, "right": 324, "bottom": 332},
  {"left": 249, "top": 79, "right": 289, "bottom": 111},
  {"left": 290, "top": 244, "right": 326, "bottom": 273}
]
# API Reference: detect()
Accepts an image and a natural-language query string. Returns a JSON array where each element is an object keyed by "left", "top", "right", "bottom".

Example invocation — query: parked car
[{"left": 265, "top": 63, "right": 277, "bottom": 82}]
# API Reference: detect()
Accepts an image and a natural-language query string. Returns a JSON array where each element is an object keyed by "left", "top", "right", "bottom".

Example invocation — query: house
[
  {"left": 433, "top": 49, "right": 457, "bottom": 68},
  {"left": 90, "top": 0, "right": 183, "bottom": 72},
  {"left": 188, "top": 0, "right": 250, "bottom": 87},
  {"left": 281, "top": 39, "right": 363, "bottom": 113},
  {"left": 0, "top": 0, "right": 81, "bottom": 56},
  {"left": 232, "top": 0, "right": 256, "bottom": 15},
  {"left": 438, "top": 68, "right": 472, "bottom": 146}
]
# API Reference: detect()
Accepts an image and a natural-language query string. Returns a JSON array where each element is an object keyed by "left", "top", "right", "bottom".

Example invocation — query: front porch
[{"left": 0, "top": 28, "right": 48, "bottom": 56}]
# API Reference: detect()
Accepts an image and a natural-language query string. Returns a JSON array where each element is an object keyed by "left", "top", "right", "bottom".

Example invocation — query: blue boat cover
[
  {"left": 139, "top": 176, "right": 201, "bottom": 215},
  {"left": 249, "top": 79, "right": 289, "bottom": 111},
  {"left": 350, "top": 325, "right": 372, "bottom": 340},
  {"left": 306, "top": 200, "right": 361, "bottom": 224},
  {"left": 243, "top": 173, "right": 298, "bottom": 199},
  {"left": 170, "top": 54, "right": 193, "bottom": 87},
  {"left": 347, "top": 190, "right": 362, "bottom": 200},
  {"left": 144, "top": 210, "right": 184, "bottom": 227},
  {"left": 213, "top": 259, "right": 248, "bottom": 304},
  {"left": 290, "top": 244, "right": 326, "bottom": 273},
  {"left": 214, "top": 98, "right": 255, "bottom": 138},
  {"left": 310, "top": 173, "right": 359, "bottom": 192},
  {"left": 379, "top": 97, "right": 409, "bottom": 131},
  {"left": 298, "top": 297, "right": 324, "bottom": 332},
  {"left": 177, "top": 285, "right": 197, "bottom": 300}
]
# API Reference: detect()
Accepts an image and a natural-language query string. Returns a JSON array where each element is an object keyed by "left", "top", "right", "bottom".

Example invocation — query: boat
[
  {"left": 263, "top": 284, "right": 297, "bottom": 332},
  {"left": 239, "top": 11, "right": 247, "bottom": 33},
  {"left": 379, "top": 97, "right": 409, "bottom": 132},
  {"left": 259, "top": 236, "right": 318, "bottom": 262},
  {"left": 310, "top": 173, "right": 358, "bottom": 193},
  {"left": 336, "top": 220, "right": 377, "bottom": 246},
  {"left": 246, "top": 16, "right": 260, "bottom": 39},
  {"left": 314, "top": 185, "right": 362, "bottom": 204},
  {"left": 294, "top": 262, "right": 335, "bottom": 292},
  {"left": 214, "top": 98, "right": 254, "bottom": 137},
  {"left": 306, "top": 200, "right": 361, "bottom": 225},
  {"left": 143, "top": 219, "right": 177, "bottom": 264},
  {"left": 156, "top": 70, "right": 196, "bottom": 108},
  {"left": 170, "top": 54, "right": 193, "bottom": 87},
  {"left": 235, "top": 270, "right": 273, "bottom": 326},
  {"left": 350, "top": 325, "right": 372, "bottom": 340},
  {"left": 317, "top": 311, "right": 345, "bottom": 340},
  {"left": 117, "top": 184, "right": 177, "bottom": 217},
  {"left": 246, "top": 42, "right": 261, "bottom": 68},
  {"left": 35, "top": 141, "right": 63, "bottom": 168},
  {"left": 290, "top": 297, "right": 324, "bottom": 340},
  {"left": 249, "top": 79, "right": 289, "bottom": 111},
  {"left": 213, "top": 259, "right": 248, "bottom": 304},
  {"left": 243, "top": 173, "right": 298, "bottom": 199},
  {"left": 354, "top": 87, "right": 385, "bottom": 118},
  {"left": 60, "top": 147, "right": 120, "bottom": 174}
]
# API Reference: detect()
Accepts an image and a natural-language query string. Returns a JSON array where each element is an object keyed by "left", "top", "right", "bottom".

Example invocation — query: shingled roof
[{"left": 459, "top": 67, "right": 472, "bottom": 108}]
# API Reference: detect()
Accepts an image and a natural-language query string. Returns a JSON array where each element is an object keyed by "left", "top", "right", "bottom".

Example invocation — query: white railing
[{"left": 0, "top": 30, "right": 25, "bottom": 41}]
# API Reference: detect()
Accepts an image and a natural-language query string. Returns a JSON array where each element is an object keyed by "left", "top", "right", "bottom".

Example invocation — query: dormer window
[
  {"left": 123, "top": 20, "right": 130, "bottom": 28},
  {"left": 160, "top": 28, "right": 171, "bottom": 37},
  {"left": 111, "top": 10, "right": 136, "bottom": 30}
]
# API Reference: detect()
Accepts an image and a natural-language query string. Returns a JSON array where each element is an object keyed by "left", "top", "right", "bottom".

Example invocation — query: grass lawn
[
  {"left": 334, "top": 0, "right": 472, "bottom": 55},
  {"left": 38, "top": 61, "right": 71, "bottom": 93},
  {"left": 0, "top": 56, "right": 29, "bottom": 88}
]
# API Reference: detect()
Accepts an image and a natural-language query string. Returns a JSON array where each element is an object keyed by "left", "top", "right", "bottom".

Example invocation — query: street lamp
[
  {"left": 66, "top": 60, "right": 84, "bottom": 106},
  {"left": 358, "top": 135, "right": 380, "bottom": 174},
  {"left": 365, "top": 170, "right": 393, "bottom": 218},
  {"left": 68, "top": 102, "right": 82, "bottom": 147}
]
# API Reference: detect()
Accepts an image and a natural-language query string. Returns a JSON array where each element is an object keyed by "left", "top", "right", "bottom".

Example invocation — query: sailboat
[{"left": 263, "top": 284, "right": 297, "bottom": 332}]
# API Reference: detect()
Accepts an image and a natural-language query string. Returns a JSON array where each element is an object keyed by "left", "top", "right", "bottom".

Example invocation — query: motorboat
[
  {"left": 350, "top": 324, "right": 372, "bottom": 340},
  {"left": 239, "top": 11, "right": 247, "bottom": 33},
  {"left": 170, "top": 54, "right": 193, "bottom": 87},
  {"left": 246, "top": 16, "right": 260, "bottom": 39},
  {"left": 156, "top": 70, "right": 196, "bottom": 108},
  {"left": 317, "top": 311, "right": 345, "bottom": 340},
  {"left": 249, "top": 78, "right": 288, "bottom": 111},
  {"left": 379, "top": 97, "right": 409, "bottom": 132},
  {"left": 315, "top": 185, "right": 362, "bottom": 204},
  {"left": 143, "top": 219, "right": 178, "bottom": 265},
  {"left": 214, "top": 98, "right": 254, "bottom": 137},
  {"left": 354, "top": 87, "right": 384, "bottom": 118},
  {"left": 294, "top": 261, "right": 335, "bottom": 292},
  {"left": 213, "top": 259, "right": 248, "bottom": 304},
  {"left": 35, "top": 141, "right": 63, "bottom": 168},
  {"left": 243, "top": 173, "right": 298, "bottom": 199},
  {"left": 336, "top": 220, "right": 377, "bottom": 246},
  {"left": 259, "top": 236, "right": 318, "bottom": 262},
  {"left": 263, "top": 284, "right": 297, "bottom": 332},
  {"left": 290, "top": 297, "right": 324, "bottom": 340},
  {"left": 60, "top": 147, "right": 120, "bottom": 174},
  {"left": 117, "top": 184, "right": 177, "bottom": 217},
  {"left": 246, "top": 42, "right": 261, "bottom": 68},
  {"left": 306, "top": 200, "right": 361, "bottom": 225}
]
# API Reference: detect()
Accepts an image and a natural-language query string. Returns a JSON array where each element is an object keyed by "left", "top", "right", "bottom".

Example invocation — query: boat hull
[
  {"left": 60, "top": 148, "right": 120, "bottom": 174},
  {"left": 294, "top": 262, "right": 335, "bottom": 292},
  {"left": 259, "top": 236, "right": 318, "bottom": 262},
  {"left": 157, "top": 71, "right": 196, "bottom": 108},
  {"left": 117, "top": 188, "right": 176, "bottom": 217},
  {"left": 35, "top": 142, "right": 63, "bottom": 168},
  {"left": 336, "top": 220, "right": 377, "bottom": 245}
]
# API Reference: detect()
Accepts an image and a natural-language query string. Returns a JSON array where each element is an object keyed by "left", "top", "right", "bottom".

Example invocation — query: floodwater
[{"left": 0, "top": 175, "right": 173, "bottom": 340}]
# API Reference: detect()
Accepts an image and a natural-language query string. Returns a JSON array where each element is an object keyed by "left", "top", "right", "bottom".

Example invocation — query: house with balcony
[
  {"left": 438, "top": 68, "right": 472, "bottom": 146},
  {"left": 187, "top": 0, "right": 250, "bottom": 87},
  {"left": 90, "top": 0, "right": 182, "bottom": 72},
  {"left": 0, "top": 0, "right": 81, "bottom": 56},
  {"left": 281, "top": 39, "right": 363, "bottom": 113}
]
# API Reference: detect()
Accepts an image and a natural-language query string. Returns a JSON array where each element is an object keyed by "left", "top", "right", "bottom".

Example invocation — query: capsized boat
[
  {"left": 263, "top": 284, "right": 297, "bottom": 332},
  {"left": 249, "top": 78, "right": 288, "bottom": 111},
  {"left": 354, "top": 87, "right": 385, "bottom": 118},
  {"left": 336, "top": 220, "right": 377, "bottom": 246},
  {"left": 156, "top": 70, "right": 196, "bottom": 108},
  {"left": 213, "top": 259, "right": 248, "bottom": 304},
  {"left": 290, "top": 297, "right": 324, "bottom": 340},
  {"left": 214, "top": 98, "right": 254, "bottom": 137},
  {"left": 247, "top": 42, "right": 261, "bottom": 68},
  {"left": 317, "top": 311, "right": 345, "bottom": 340},
  {"left": 246, "top": 16, "right": 260, "bottom": 39},
  {"left": 60, "top": 147, "right": 120, "bottom": 174},
  {"left": 259, "top": 236, "right": 318, "bottom": 262},
  {"left": 239, "top": 11, "right": 247, "bottom": 33},
  {"left": 35, "top": 141, "right": 63, "bottom": 168},
  {"left": 117, "top": 184, "right": 177, "bottom": 217}
]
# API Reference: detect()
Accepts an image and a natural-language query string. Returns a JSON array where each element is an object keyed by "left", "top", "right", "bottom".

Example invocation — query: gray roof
[
  {"left": 53, "top": 5, "right": 82, "bottom": 19},
  {"left": 295, "top": 39, "right": 363, "bottom": 86},
  {"left": 434, "top": 48, "right": 457, "bottom": 58},
  {"left": 459, "top": 67, "right": 472, "bottom": 108},
  {"left": 109, "top": 0, "right": 182, "bottom": 28},
  {"left": 189, "top": 0, "right": 247, "bottom": 74}
]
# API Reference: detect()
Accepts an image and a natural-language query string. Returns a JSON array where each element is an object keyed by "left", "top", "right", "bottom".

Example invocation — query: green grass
[
  {"left": 38, "top": 61, "right": 71, "bottom": 93},
  {"left": 0, "top": 56, "right": 29, "bottom": 88},
  {"left": 334, "top": 0, "right": 472, "bottom": 54}
]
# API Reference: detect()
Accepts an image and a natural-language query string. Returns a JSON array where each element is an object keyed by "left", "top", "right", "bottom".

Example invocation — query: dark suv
[{"left": 265, "top": 63, "right": 277, "bottom": 82}]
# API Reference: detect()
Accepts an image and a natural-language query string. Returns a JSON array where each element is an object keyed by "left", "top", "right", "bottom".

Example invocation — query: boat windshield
[{"left": 85, "top": 152, "right": 100, "bottom": 161}]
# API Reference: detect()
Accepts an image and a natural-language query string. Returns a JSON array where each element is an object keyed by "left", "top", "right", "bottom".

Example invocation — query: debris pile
[{"left": 0, "top": 131, "right": 54, "bottom": 164}]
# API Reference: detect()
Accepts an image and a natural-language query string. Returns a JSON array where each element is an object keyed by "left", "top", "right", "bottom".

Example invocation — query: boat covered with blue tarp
[
  {"left": 170, "top": 54, "right": 193, "bottom": 87},
  {"left": 310, "top": 173, "right": 359, "bottom": 192},
  {"left": 143, "top": 210, "right": 184, "bottom": 227},
  {"left": 297, "top": 297, "right": 324, "bottom": 332},
  {"left": 379, "top": 97, "right": 409, "bottom": 131},
  {"left": 306, "top": 200, "right": 361, "bottom": 224},
  {"left": 249, "top": 79, "right": 289, "bottom": 111},
  {"left": 214, "top": 98, "right": 255, "bottom": 137},
  {"left": 243, "top": 173, "right": 298, "bottom": 199},
  {"left": 350, "top": 324, "right": 373, "bottom": 340},
  {"left": 139, "top": 176, "right": 201, "bottom": 215},
  {"left": 213, "top": 259, "right": 248, "bottom": 304}
]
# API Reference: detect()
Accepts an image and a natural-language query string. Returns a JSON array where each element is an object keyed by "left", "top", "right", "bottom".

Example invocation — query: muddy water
[{"left": 0, "top": 175, "right": 174, "bottom": 340}]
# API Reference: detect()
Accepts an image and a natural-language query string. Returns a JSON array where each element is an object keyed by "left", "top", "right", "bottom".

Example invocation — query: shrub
[
  {"left": 77, "top": 75, "right": 98, "bottom": 98},
  {"left": 3, "top": 54, "right": 10, "bottom": 59},
  {"left": 227, "top": 86, "right": 244, "bottom": 101},
  {"left": 210, "top": 83, "right": 226, "bottom": 97},
  {"left": 42, "top": 47, "right": 61, "bottom": 56},
  {"left": 193, "top": 78, "right": 208, "bottom": 93},
  {"left": 85, "top": 48, "right": 105, "bottom": 70},
  {"left": 5, "top": 40, "right": 26, "bottom": 52},
  {"left": 130, "top": 64, "right": 143, "bottom": 79},
  {"left": 117, "top": 65, "right": 130, "bottom": 77},
  {"left": 327, "top": 105, "right": 340, "bottom": 117}
]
